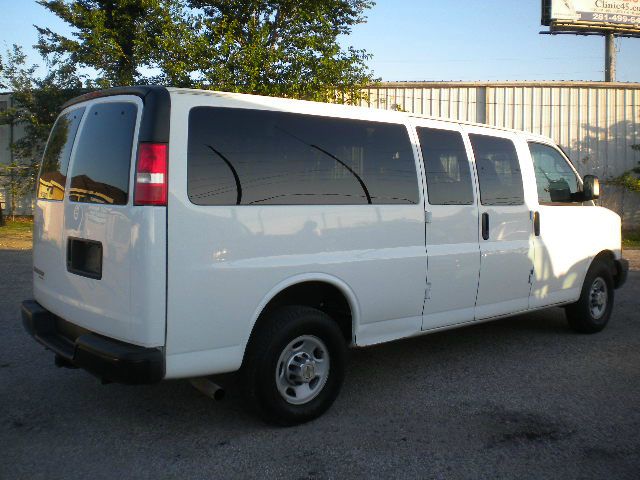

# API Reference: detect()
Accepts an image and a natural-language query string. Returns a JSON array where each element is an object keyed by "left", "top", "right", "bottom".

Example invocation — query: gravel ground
[
  {"left": 0, "top": 223, "right": 32, "bottom": 250},
  {"left": 624, "top": 248, "right": 640, "bottom": 270},
  {"left": 1, "top": 247, "right": 639, "bottom": 480}
]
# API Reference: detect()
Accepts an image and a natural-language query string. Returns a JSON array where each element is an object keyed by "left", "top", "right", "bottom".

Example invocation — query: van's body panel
[
  {"left": 165, "top": 91, "right": 428, "bottom": 370},
  {"left": 32, "top": 94, "right": 167, "bottom": 348},
  {"left": 461, "top": 126, "right": 535, "bottom": 320},
  {"left": 35, "top": 201, "right": 167, "bottom": 347},
  {"left": 410, "top": 118, "right": 481, "bottom": 331},
  {"left": 529, "top": 204, "right": 620, "bottom": 307},
  {"left": 25, "top": 86, "right": 626, "bottom": 385},
  {"left": 520, "top": 133, "right": 622, "bottom": 308}
]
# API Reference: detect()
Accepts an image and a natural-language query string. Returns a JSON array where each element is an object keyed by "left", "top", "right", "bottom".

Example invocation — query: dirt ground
[
  {"left": 2, "top": 248, "right": 639, "bottom": 479},
  {"left": 2, "top": 222, "right": 640, "bottom": 479},
  {"left": 0, "top": 220, "right": 33, "bottom": 250},
  {"left": 625, "top": 248, "right": 640, "bottom": 270}
]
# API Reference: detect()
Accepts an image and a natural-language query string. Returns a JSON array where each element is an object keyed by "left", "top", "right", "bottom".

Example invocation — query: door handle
[
  {"left": 533, "top": 211, "right": 540, "bottom": 237},
  {"left": 481, "top": 212, "right": 489, "bottom": 240}
]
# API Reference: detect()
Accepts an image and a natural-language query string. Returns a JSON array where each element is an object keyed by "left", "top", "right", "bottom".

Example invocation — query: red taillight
[{"left": 134, "top": 143, "right": 168, "bottom": 206}]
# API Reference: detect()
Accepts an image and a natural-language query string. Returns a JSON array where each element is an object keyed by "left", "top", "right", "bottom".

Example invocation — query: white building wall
[{"left": 362, "top": 82, "right": 640, "bottom": 179}]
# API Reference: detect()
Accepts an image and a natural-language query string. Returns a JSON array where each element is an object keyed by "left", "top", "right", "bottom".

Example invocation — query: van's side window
[
  {"left": 37, "top": 108, "right": 85, "bottom": 201},
  {"left": 68, "top": 102, "right": 137, "bottom": 205},
  {"left": 529, "top": 143, "right": 581, "bottom": 204},
  {"left": 417, "top": 127, "right": 474, "bottom": 205},
  {"left": 469, "top": 134, "right": 524, "bottom": 206},
  {"left": 187, "top": 107, "right": 419, "bottom": 205}
]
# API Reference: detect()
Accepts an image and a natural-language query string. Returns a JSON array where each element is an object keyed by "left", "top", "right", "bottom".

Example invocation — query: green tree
[
  {"left": 36, "top": 0, "right": 198, "bottom": 87},
  {"left": 0, "top": 54, "right": 5, "bottom": 225},
  {"left": 0, "top": 45, "right": 84, "bottom": 220},
  {"left": 36, "top": 0, "right": 377, "bottom": 101},
  {"left": 191, "top": 0, "right": 376, "bottom": 103}
]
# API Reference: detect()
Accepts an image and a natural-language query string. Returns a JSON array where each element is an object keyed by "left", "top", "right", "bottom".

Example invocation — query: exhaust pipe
[
  {"left": 55, "top": 354, "right": 77, "bottom": 369},
  {"left": 190, "top": 377, "right": 225, "bottom": 401}
]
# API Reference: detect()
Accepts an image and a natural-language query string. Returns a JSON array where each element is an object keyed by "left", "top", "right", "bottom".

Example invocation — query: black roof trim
[{"left": 62, "top": 86, "right": 171, "bottom": 143}]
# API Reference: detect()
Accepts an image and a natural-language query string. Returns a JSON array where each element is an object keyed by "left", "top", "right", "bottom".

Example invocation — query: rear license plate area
[{"left": 67, "top": 237, "right": 103, "bottom": 280}]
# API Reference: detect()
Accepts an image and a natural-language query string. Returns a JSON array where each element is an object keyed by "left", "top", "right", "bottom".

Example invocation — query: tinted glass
[
  {"left": 69, "top": 102, "right": 137, "bottom": 205},
  {"left": 417, "top": 127, "right": 474, "bottom": 205},
  {"left": 529, "top": 143, "right": 580, "bottom": 204},
  {"left": 187, "top": 107, "right": 419, "bottom": 205},
  {"left": 469, "top": 134, "right": 524, "bottom": 206},
  {"left": 37, "top": 108, "right": 85, "bottom": 200}
]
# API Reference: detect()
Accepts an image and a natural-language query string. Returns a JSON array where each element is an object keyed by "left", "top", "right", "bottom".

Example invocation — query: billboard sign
[{"left": 542, "top": 0, "right": 640, "bottom": 32}]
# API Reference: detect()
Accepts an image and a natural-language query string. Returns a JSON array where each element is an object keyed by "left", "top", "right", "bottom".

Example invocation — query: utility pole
[{"left": 605, "top": 33, "right": 616, "bottom": 82}]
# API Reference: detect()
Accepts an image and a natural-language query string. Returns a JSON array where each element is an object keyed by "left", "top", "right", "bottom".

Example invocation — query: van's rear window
[
  {"left": 37, "top": 108, "right": 85, "bottom": 201},
  {"left": 68, "top": 102, "right": 137, "bottom": 205}
]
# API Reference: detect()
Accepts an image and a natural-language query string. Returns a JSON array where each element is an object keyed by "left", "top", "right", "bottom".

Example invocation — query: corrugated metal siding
[
  {"left": 363, "top": 82, "right": 640, "bottom": 178},
  {"left": 361, "top": 86, "right": 480, "bottom": 122}
]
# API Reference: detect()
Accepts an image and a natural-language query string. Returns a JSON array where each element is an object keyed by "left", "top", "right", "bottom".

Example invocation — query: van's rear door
[{"left": 33, "top": 91, "right": 168, "bottom": 348}]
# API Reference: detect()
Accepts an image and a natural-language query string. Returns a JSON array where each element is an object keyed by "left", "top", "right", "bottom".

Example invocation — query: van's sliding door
[
  {"left": 464, "top": 127, "right": 535, "bottom": 320},
  {"left": 412, "top": 120, "right": 481, "bottom": 330}
]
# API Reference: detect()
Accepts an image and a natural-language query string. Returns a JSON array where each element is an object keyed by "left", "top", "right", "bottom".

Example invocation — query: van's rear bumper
[{"left": 21, "top": 300, "right": 164, "bottom": 384}]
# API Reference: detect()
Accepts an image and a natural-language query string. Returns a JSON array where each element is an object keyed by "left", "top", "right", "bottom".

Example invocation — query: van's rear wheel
[
  {"left": 565, "top": 259, "right": 614, "bottom": 334},
  {"left": 241, "top": 306, "right": 346, "bottom": 425}
]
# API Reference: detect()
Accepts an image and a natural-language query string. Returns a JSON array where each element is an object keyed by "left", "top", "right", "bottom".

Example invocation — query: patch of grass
[
  {"left": 623, "top": 230, "right": 640, "bottom": 250},
  {"left": 0, "top": 218, "right": 33, "bottom": 250},
  {"left": 0, "top": 218, "right": 33, "bottom": 233}
]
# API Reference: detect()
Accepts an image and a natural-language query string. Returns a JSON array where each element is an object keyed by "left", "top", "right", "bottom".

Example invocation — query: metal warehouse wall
[{"left": 362, "top": 82, "right": 640, "bottom": 179}]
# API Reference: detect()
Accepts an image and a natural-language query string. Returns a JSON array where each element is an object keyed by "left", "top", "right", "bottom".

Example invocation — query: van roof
[
  {"left": 63, "top": 86, "right": 553, "bottom": 143},
  {"left": 167, "top": 87, "right": 537, "bottom": 136}
]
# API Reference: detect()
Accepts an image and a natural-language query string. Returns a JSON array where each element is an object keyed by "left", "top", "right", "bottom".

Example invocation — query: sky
[{"left": 1, "top": 0, "right": 639, "bottom": 83}]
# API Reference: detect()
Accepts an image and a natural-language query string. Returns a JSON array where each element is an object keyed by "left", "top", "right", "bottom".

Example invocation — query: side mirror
[{"left": 583, "top": 175, "right": 600, "bottom": 201}]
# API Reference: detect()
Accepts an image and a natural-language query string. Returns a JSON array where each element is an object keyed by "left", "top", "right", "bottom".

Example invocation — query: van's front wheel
[
  {"left": 241, "top": 306, "right": 346, "bottom": 425},
  {"left": 565, "top": 259, "right": 614, "bottom": 334}
]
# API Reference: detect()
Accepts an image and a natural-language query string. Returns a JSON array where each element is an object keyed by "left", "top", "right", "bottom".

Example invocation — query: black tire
[
  {"left": 241, "top": 305, "right": 347, "bottom": 426},
  {"left": 565, "top": 258, "right": 615, "bottom": 334}
]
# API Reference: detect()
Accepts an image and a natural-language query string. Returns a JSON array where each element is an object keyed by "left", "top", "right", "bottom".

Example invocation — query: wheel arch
[
  {"left": 590, "top": 249, "right": 629, "bottom": 290},
  {"left": 582, "top": 249, "right": 617, "bottom": 290},
  {"left": 241, "top": 274, "right": 360, "bottom": 360},
  {"left": 566, "top": 249, "right": 617, "bottom": 334},
  {"left": 591, "top": 249, "right": 616, "bottom": 270}
]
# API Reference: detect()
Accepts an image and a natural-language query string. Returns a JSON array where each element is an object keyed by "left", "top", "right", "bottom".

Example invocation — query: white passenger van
[{"left": 23, "top": 86, "right": 628, "bottom": 425}]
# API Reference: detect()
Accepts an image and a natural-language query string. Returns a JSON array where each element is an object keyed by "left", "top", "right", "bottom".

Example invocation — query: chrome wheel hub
[
  {"left": 589, "top": 277, "right": 608, "bottom": 320},
  {"left": 276, "top": 335, "right": 330, "bottom": 405},
  {"left": 288, "top": 352, "right": 317, "bottom": 383}
]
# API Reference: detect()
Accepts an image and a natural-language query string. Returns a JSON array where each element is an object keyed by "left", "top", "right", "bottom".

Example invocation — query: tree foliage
[
  {"left": 35, "top": 0, "right": 377, "bottom": 101},
  {"left": 189, "top": 0, "right": 376, "bottom": 102},
  {"left": 0, "top": 45, "right": 84, "bottom": 217},
  {"left": 35, "top": 0, "right": 198, "bottom": 87}
]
